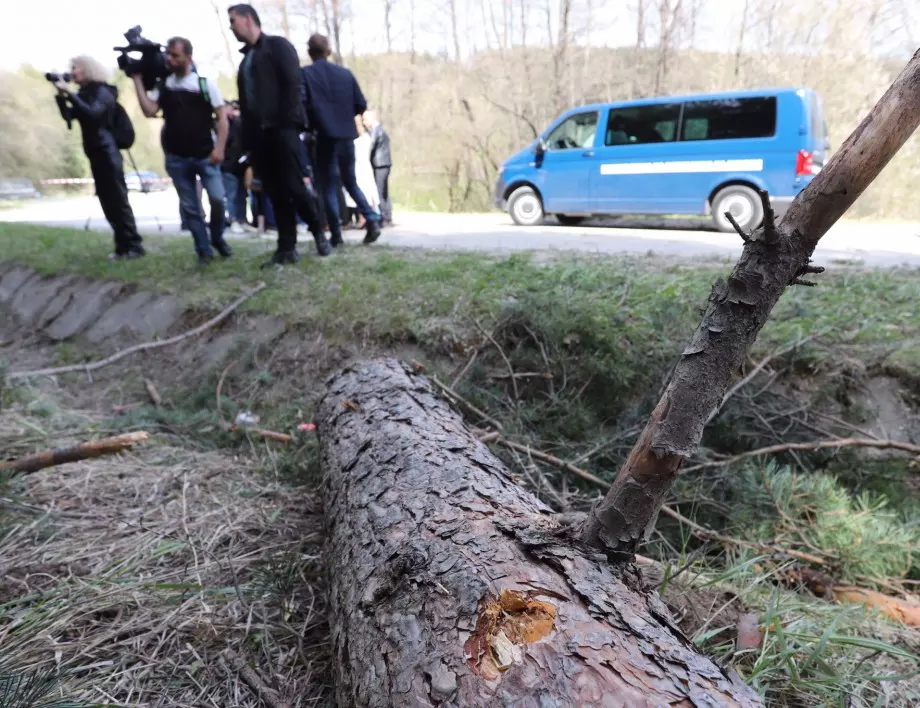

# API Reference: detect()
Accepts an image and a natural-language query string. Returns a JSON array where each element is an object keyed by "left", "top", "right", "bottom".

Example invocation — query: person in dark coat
[
  {"left": 54, "top": 55, "right": 144, "bottom": 259},
  {"left": 228, "top": 3, "right": 329, "bottom": 266},
  {"left": 301, "top": 34, "right": 382, "bottom": 248},
  {"left": 364, "top": 109, "right": 392, "bottom": 225}
]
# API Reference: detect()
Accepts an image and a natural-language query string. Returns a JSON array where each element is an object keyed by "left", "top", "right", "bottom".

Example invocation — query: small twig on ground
[
  {"left": 144, "top": 379, "right": 162, "bottom": 407},
  {"left": 222, "top": 648, "right": 289, "bottom": 708},
  {"left": 658, "top": 505, "right": 828, "bottom": 566},
  {"left": 489, "top": 372, "right": 553, "bottom": 381},
  {"left": 707, "top": 330, "right": 829, "bottom": 424},
  {"left": 476, "top": 321, "right": 520, "bottom": 401},
  {"left": 430, "top": 376, "right": 503, "bottom": 431},
  {"left": 450, "top": 348, "right": 479, "bottom": 388},
  {"left": 496, "top": 438, "right": 608, "bottom": 487},
  {"left": 683, "top": 437, "right": 920, "bottom": 473},
  {"left": 228, "top": 425, "right": 293, "bottom": 444},
  {"left": 216, "top": 360, "right": 237, "bottom": 425},
  {"left": 112, "top": 402, "right": 143, "bottom": 413},
  {"left": 8, "top": 282, "right": 267, "bottom": 380},
  {"left": 0, "top": 432, "right": 149, "bottom": 475}
]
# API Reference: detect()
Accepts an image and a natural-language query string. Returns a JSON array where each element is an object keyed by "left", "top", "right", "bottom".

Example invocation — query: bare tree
[
  {"left": 653, "top": 0, "right": 684, "bottom": 95},
  {"left": 382, "top": 0, "right": 395, "bottom": 53},
  {"left": 448, "top": 0, "right": 462, "bottom": 60},
  {"left": 734, "top": 0, "right": 751, "bottom": 80}
]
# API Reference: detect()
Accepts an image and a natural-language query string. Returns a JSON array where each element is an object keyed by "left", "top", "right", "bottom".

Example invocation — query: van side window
[
  {"left": 545, "top": 111, "right": 599, "bottom": 150},
  {"left": 605, "top": 104, "right": 680, "bottom": 146},
  {"left": 680, "top": 97, "right": 777, "bottom": 141}
]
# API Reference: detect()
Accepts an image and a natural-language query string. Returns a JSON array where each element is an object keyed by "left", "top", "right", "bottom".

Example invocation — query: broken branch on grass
[
  {"left": 228, "top": 424, "right": 293, "bottom": 444},
  {"left": 222, "top": 648, "right": 289, "bottom": 708},
  {"left": 7, "top": 283, "right": 267, "bottom": 380},
  {"left": 0, "top": 432, "right": 149, "bottom": 475},
  {"left": 144, "top": 379, "right": 162, "bottom": 407},
  {"left": 430, "top": 376, "right": 504, "bottom": 430},
  {"left": 683, "top": 437, "right": 920, "bottom": 473},
  {"left": 216, "top": 360, "right": 237, "bottom": 425}
]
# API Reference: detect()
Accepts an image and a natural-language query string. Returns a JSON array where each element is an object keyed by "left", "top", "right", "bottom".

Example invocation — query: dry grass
[{"left": 0, "top": 401, "right": 329, "bottom": 707}]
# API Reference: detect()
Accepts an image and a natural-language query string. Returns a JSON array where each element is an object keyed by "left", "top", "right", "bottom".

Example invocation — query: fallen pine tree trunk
[{"left": 318, "top": 359, "right": 760, "bottom": 707}]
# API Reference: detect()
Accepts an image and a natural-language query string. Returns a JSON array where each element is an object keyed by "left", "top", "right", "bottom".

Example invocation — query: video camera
[
  {"left": 45, "top": 72, "right": 73, "bottom": 83},
  {"left": 114, "top": 26, "right": 169, "bottom": 91}
]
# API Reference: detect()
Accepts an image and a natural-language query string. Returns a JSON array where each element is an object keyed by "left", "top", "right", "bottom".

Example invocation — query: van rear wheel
[
  {"left": 555, "top": 214, "right": 586, "bottom": 226},
  {"left": 508, "top": 186, "right": 544, "bottom": 226},
  {"left": 712, "top": 185, "right": 764, "bottom": 234}
]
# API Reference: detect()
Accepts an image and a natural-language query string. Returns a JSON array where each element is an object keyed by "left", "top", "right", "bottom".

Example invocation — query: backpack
[{"left": 110, "top": 101, "right": 136, "bottom": 150}]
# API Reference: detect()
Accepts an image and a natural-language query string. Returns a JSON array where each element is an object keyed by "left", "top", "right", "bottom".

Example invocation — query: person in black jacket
[
  {"left": 222, "top": 101, "right": 249, "bottom": 233},
  {"left": 54, "top": 55, "right": 144, "bottom": 259},
  {"left": 301, "top": 34, "right": 382, "bottom": 247},
  {"left": 228, "top": 3, "right": 330, "bottom": 266},
  {"left": 363, "top": 110, "right": 392, "bottom": 226}
]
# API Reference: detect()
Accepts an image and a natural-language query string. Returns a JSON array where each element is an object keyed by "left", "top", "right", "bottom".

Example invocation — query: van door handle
[{"left": 582, "top": 151, "right": 595, "bottom": 157}]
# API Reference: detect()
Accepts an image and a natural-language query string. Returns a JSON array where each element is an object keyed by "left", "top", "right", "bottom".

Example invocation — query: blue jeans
[
  {"left": 315, "top": 137, "right": 380, "bottom": 239},
  {"left": 165, "top": 154, "right": 226, "bottom": 256},
  {"left": 221, "top": 172, "right": 247, "bottom": 224}
]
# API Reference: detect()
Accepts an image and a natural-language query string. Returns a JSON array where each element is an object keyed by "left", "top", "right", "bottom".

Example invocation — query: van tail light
[{"left": 795, "top": 149, "right": 814, "bottom": 176}]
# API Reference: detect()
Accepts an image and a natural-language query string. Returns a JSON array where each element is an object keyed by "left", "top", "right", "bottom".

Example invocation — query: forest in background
[{"left": 2, "top": 0, "right": 919, "bottom": 218}]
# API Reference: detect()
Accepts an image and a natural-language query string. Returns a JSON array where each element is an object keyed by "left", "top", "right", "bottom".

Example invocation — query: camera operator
[
  {"left": 228, "top": 3, "right": 330, "bottom": 266},
  {"left": 133, "top": 37, "right": 233, "bottom": 264},
  {"left": 53, "top": 56, "right": 144, "bottom": 260}
]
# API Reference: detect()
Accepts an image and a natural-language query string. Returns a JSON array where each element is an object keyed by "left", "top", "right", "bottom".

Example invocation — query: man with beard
[{"left": 227, "top": 3, "right": 330, "bottom": 266}]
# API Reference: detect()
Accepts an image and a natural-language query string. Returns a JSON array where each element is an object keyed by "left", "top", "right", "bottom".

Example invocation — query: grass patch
[{"left": 0, "top": 389, "right": 329, "bottom": 706}]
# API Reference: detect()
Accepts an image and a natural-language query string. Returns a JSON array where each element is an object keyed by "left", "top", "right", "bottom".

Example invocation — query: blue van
[{"left": 494, "top": 87, "right": 828, "bottom": 232}]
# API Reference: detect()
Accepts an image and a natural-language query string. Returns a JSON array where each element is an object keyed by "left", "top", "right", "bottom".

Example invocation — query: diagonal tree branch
[{"left": 579, "top": 49, "right": 920, "bottom": 555}]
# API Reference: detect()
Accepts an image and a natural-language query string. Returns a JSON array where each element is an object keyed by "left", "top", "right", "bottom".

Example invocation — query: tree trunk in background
[
  {"left": 580, "top": 49, "right": 920, "bottom": 556},
  {"left": 318, "top": 359, "right": 761, "bottom": 707}
]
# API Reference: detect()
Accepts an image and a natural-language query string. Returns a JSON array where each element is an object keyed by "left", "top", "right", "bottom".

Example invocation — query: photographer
[
  {"left": 53, "top": 56, "right": 144, "bottom": 260},
  {"left": 133, "top": 37, "right": 232, "bottom": 264}
]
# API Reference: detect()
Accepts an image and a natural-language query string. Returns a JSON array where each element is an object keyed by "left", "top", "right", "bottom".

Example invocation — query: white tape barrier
[{"left": 39, "top": 177, "right": 173, "bottom": 185}]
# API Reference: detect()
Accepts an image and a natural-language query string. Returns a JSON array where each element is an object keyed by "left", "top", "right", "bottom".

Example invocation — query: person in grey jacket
[{"left": 364, "top": 110, "right": 392, "bottom": 225}]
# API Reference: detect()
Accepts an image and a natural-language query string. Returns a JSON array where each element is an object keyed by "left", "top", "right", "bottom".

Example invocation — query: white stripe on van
[{"left": 599, "top": 159, "right": 764, "bottom": 175}]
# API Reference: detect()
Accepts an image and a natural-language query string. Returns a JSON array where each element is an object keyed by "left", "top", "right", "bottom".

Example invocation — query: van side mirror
[{"left": 535, "top": 138, "right": 547, "bottom": 156}]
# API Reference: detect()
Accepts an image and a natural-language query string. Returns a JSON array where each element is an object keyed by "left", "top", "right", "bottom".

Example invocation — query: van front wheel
[
  {"left": 508, "top": 187, "right": 545, "bottom": 226},
  {"left": 712, "top": 185, "right": 764, "bottom": 234}
]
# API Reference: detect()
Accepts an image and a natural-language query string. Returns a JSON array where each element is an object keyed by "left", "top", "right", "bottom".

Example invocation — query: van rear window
[{"left": 680, "top": 97, "right": 777, "bottom": 141}]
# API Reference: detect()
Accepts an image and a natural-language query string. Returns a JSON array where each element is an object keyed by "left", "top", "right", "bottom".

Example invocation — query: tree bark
[
  {"left": 580, "top": 48, "right": 920, "bottom": 554},
  {"left": 318, "top": 359, "right": 761, "bottom": 707}
]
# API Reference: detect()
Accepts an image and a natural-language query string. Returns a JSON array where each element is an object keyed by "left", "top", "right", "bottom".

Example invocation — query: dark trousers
[
  {"left": 374, "top": 166, "right": 392, "bottom": 223},
  {"left": 315, "top": 137, "right": 380, "bottom": 240},
  {"left": 252, "top": 128, "right": 324, "bottom": 253},
  {"left": 89, "top": 150, "right": 143, "bottom": 254}
]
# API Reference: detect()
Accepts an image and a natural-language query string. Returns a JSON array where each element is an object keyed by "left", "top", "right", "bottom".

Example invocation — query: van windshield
[{"left": 545, "top": 111, "right": 599, "bottom": 150}]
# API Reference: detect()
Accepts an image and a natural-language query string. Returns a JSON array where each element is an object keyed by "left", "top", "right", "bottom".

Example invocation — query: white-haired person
[
  {"left": 363, "top": 110, "right": 392, "bottom": 226},
  {"left": 53, "top": 56, "right": 144, "bottom": 259}
]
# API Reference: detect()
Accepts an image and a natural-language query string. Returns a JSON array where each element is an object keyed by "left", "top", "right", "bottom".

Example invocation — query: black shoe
[
  {"left": 198, "top": 252, "right": 214, "bottom": 266},
  {"left": 213, "top": 241, "right": 233, "bottom": 258},
  {"left": 330, "top": 234, "right": 344, "bottom": 249},
  {"left": 261, "top": 250, "right": 300, "bottom": 269},
  {"left": 315, "top": 236, "right": 332, "bottom": 257},
  {"left": 363, "top": 220, "right": 382, "bottom": 244},
  {"left": 124, "top": 248, "right": 145, "bottom": 259}
]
